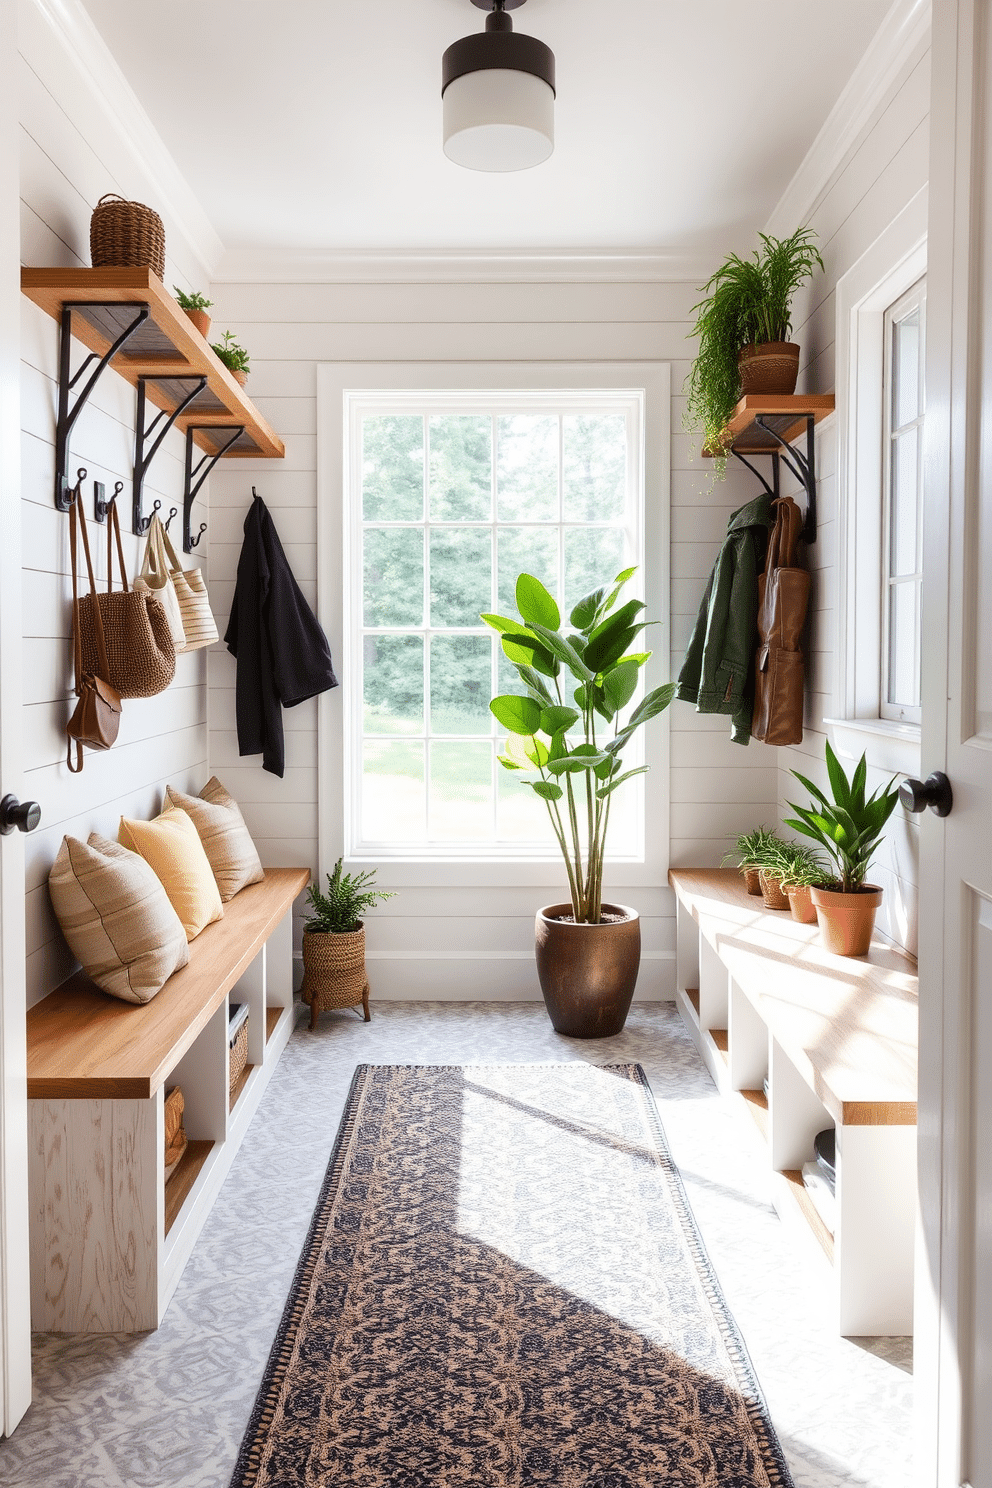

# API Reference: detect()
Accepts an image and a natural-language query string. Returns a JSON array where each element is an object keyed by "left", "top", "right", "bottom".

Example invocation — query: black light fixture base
[{"left": 471, "top": 0, "right": 527, "bottom": 8}]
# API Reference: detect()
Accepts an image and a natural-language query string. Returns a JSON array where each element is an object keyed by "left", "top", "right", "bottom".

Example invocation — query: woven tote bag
[
  {"left": 134, "top": 515, "right": 186, "bottom": 649},
  {"left": 158, "top": 523, "right": 219, "bottom": 653},
  {"left": 77, "top": 502, "right": 176, "bottom": 698}
]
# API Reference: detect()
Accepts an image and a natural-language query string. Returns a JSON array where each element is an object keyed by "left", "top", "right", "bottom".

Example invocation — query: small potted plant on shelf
[
  {"left": 483, "top": 568, "right": 675, "bottom": 1038},
  {"left": 761, "top": 839, "right": 826, "bottom": 923},
  {"left": 211, "top": 329, "right": 251, "bottom": 386},
  {"left": 173, "top": 286, "right": 214, "bottom": 338},
  {"left": 300, "top": 858, "right": 394, "bottom": 1029},
  {"left": 683, "top": 225, "right": 824, "bottom": 472},
  {"left": 785, "top": 740, "right": 900, "bottom": 956},
  {"left": 722, "top": 826, "right": 781, "bottom": 896}
]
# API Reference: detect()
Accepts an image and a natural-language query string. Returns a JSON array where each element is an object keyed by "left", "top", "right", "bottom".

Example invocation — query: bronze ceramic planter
[
  {"left": 535, "top": 903, "right": 640, "bottom": 1039},
  {"left": 738, "top": 340, "right": 801, "bottom": 396}
]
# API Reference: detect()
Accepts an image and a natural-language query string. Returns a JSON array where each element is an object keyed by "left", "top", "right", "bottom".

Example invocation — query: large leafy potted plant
[
  {"left": 482, "top": 569, "right": 675, "bottom": 1038},
  {"left": 301, "top": 858, "right": 393, "bottom": 1028},
  {"left": 684, "top": 226, "right": 824, "bottom": 469},
  {"left": 785, "top": 741, "right": 899, "bottom": 955}
]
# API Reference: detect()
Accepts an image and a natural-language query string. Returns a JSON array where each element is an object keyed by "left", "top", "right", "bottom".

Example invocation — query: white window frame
[
  {"left": 828, "top": 187, "right": 927, "bottom": 777},
  {"left": 316, "top": 362, "right": 671, "bottom": 891},
  {"left": 880, "top": 278, "right": 925, "bottom": 725}
]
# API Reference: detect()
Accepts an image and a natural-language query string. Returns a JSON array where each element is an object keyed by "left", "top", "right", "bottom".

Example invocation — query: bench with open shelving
[
  {"left": 669, "top": 867, "right": 918, "bottom": 1335},
  {"left": 26, "top": 866, "right": 309, "bottom": 1333}
]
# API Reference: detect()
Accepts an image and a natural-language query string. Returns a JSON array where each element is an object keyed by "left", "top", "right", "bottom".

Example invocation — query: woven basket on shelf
[
  {"left": 228, "top": 1018, "right": 249, "bottom": 1109},
  {"left": 90, "top": 193, "right": 165, "bottom": 279},
  {"left": 301, "top": 926, "right": 371, "bottom": 1029}
]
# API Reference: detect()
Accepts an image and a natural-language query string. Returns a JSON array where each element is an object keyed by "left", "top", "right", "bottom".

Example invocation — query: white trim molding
[
  {"left": 765, "top": 0, "right": 931, "bottom": 237},
  {"left": 212, "top": 247, "right": 720, "bottom": 287}
]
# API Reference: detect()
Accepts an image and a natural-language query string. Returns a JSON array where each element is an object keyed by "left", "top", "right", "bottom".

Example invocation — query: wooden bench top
[
  {"left": 669, "top": 868, "right": 918, "bottom": 1127},
  {"left": 27, "top": 867, "right": 310, "bottom": 1101}
]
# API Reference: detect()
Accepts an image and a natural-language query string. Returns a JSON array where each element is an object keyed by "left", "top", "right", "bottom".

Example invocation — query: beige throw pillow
[
  {"left": 119, "top": 806, "right": 224, "bottom": 940},
  {"left": 165, "top": 777, "right": 264, "bottom": 902},
  {"left": 48, "top": 834, "right": 189, "bottom": 1004}
]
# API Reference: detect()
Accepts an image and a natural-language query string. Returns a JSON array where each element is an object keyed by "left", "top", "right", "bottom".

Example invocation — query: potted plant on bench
[
  {"left": 722, "top": 825, "right": 781, "bottom": 896},
  {"left": 301, "top": 859, "right": 393, "bottom": 1028}
]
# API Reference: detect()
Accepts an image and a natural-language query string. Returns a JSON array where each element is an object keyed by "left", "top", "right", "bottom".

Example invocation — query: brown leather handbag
[
  {"left": 77, "top": 500, "right": 176, "bottom": 698},
  {"left": 752, "top": 495, "right": 811, "bottom": 746},
  {"left": 66, "top": 495, "right": 122, "bottom": 772}
]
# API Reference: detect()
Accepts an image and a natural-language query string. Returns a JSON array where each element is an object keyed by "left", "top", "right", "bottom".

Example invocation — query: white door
[
  {"left": 917, "top": 1, "right": 992, "bottom": 1483},
  {"left": 0, "top": 0, "right": 33, "bottom": 1435}
]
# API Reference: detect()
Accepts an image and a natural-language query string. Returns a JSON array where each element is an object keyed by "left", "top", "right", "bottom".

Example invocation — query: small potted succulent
[
  {"left": 683, "top": 226, "right": 824, "bottom": 472},
  {"left": 722, "top": 826, "right": 781, "bottom": 896},
  {"left": 785, "top": 741, "right": 900, "bottom": 956},
  {"left": 762, "top": 839, "right": 826, "bottom": 924},
  {"left": 173, "top": 286, "right": 214, "bottom": 338},
  {"left": 211, "top": 328, "right": 251, "bottom": 386},
  {"left": 300, "top": 858, "right": 394, "bottom": 1028}
]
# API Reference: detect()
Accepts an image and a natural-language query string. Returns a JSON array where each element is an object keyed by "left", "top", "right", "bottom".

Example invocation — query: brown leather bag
[
  {"left": 66, "top": 495, "right": 122, "bottom": 773},
  {"left": 77, "top": 500, "right": 176, "bottom": 699},
  {"left": 752, "top": 495, "right": 811, "bottom": 746}
]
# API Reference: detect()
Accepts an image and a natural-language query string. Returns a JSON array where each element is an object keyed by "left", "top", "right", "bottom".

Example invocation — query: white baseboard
[{"left": 356, "top": 953, "right": 676, "bottom": 1002}]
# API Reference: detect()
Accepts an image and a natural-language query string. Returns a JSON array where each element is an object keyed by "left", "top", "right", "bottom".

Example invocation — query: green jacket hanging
[{"left": 675, "top": 492, "right": 775, "bottom": 745}]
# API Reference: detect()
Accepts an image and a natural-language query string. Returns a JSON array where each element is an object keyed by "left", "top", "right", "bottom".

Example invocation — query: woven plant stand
[{"left": 301, "top": 926, "right": 371, "bottom": 1029}]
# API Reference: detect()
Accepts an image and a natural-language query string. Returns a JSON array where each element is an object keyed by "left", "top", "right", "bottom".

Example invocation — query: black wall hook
[
  {"left": 164, "top": 507, "right": 178, "bottom": 532},
  {"left": 188, "top": 521, "right": 208, "bottom": 550}
]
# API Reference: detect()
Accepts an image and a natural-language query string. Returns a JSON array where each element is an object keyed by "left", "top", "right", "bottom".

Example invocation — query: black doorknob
[
  {"left": 898, "top": 772, "right": 953, "bottom": 817},
  {"left": 0, "top": 795, "right": 42, "bottom": 835}
]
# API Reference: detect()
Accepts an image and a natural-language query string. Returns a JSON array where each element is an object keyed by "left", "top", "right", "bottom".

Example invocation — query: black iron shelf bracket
[
  {"left": 183, "top": 424, "right": 244, "bottom": 553},
  {"left": 732, "top": 412, "right": 818, "bottom": 543},
  {"left": 54, "top": 302, "right": 150, "bottom": 511},
  {"left": 133, "top": 376, "right": 208, "bottom": 536}
]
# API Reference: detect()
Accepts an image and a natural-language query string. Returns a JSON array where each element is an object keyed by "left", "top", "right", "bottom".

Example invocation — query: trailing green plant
[
  {"left": 785, "top": 741, "right": 899, "bottom": 893},
  {"left": 304, "top": 858, "right": 394, "bottom": 934},
  {"left": 721, "top": 825, "right": 782, "bottom": 872},
  {"left": 757, "top": 837, "right": 826, "bottom": 888},
  {"left": 173, "top": 286, "right": 213, "bottom": 312},
  {"left": 482, "top": 568, "right": 674, "bottom": 925},
  {"left": 683, "top": 226, "right": 824, "bottom": 472},
  {"left": 211, "top": 329, "right": 250, "bottom": 374}
]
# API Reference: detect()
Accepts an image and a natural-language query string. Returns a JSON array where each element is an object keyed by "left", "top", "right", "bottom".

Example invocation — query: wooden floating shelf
[
  {"left": 702, "top": 394, "right": 836, "bottom": 457},
  {"left": 21, "top": 267, "right": 284, "bottom": 460}
]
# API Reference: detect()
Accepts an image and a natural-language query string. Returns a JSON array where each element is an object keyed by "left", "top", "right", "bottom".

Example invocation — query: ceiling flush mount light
[{"left": 442, "top": 0, "right": 556, "bottom": 173}]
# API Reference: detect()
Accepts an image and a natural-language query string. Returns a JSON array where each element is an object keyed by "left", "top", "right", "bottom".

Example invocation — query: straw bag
[
  {"left": 134, "top": 515, "right": 186, "bottom": 650},
  {"left": 66, "top": 496, "right": 122, "bottom": 773},
  {"left": 77, "top": 502, "right": 177, "bottom": 699},
  {"left": 158, "top": 522, "right": 219, "bottom": 653}
]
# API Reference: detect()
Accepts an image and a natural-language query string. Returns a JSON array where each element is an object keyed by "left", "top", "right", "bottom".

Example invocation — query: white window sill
[{"left": 824, "top": 717, "right": 921, "bottom": 778}]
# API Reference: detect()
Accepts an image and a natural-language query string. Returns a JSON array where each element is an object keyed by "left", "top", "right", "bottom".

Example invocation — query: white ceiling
[{"left": 82, "top": 0, "right": 893, "bottom": 256}]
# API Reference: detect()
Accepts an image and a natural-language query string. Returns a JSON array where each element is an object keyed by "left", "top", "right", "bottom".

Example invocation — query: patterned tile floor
[{"left": 0, "top": 1002, "right": 913, "bottom": 1487}]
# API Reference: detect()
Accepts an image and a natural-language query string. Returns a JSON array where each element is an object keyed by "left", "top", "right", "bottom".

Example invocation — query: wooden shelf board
[
  {"left": 685, "top": 988, "right": 700, "bottom": 1019},
  {"left": 709, "top": 1028, "right": 729, "bottom": 1063},
  {"left": 781, "top": 1167, "right": 835, "bottom": 1264},
  {"left": 20, "top": 267, "right": 284, "bottom": 460},
  {"left": 229, "top": 1063, "right": 254, "bottom": 1113},
  {"left": 702, "top": 394, "right": 836, "bottom": 458},
  {"left": 265, "top": 1007, "right": 282, "bottom": 1043},
  {"left": 741, "top": 1087, "right": 769, "bottom": 1141},
  {"left": 164, "top": 1139, "right": 213, "bottom": 1236}
]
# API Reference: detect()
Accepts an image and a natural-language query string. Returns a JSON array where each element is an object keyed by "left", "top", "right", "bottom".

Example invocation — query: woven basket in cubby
[{"left": 301, "top": 926, "right": 371, "bottom": 1028}]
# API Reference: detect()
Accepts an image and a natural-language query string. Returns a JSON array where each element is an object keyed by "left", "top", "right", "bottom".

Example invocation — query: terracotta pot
[
  {"left": 230, "top": 368, "right": 248, "bottom": 387},
  {"left": 184, "top": 307, "right": 211, "bottom": 338},
  {"left": 784, "top": 883, "right": 818, "bottom": 924},
  {"left": 810, "top": 884, "right": 883, "bottom": 957},
  {"left": 741, "top": 867, "right": 762, "bottom": 896},
  {"left": 758, "top": 870, "right": 790, "bottom": 911},
  {"left": 535, "top": 903, "right": 640, "bottom": 1039},
  {"left": 738, "top": 341, "right": 801, "bottom": 396}
]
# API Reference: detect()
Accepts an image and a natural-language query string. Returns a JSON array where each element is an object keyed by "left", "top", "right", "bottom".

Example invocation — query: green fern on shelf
[{"left": 303, "top": 858, "right": 394, "bottom": 934}]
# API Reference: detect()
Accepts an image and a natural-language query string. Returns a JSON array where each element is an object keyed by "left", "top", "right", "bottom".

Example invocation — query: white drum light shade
[{"left": 442, "top": 1, "right": 556, "bottom": 173}]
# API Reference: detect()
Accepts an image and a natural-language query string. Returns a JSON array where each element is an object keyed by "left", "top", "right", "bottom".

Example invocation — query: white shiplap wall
[
  {"left": 18, "top": 12, "right": 213, "bottom": 1007},
  {"left": 774, "top": 35, "right": 931, "bottom": 956},
  {"left": 205, "top": 275, "right": 775, "bottom": 999}
]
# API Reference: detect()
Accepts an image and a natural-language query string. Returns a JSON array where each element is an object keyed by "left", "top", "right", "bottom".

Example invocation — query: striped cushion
[
  {"left": 166, "top": 777, "right": 264, "bottom": 902},
  {"left": 119, "top": 806, "right": 223, "bottom": 940},
  {"left": 48, "top": 834, "right": 189, "bottom": 1004}
]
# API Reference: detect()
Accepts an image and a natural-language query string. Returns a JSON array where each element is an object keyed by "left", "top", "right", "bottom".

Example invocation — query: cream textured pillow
[
  {"left": 165, "top": 777, "right": 264, "bottom": 902},
  {"left": 119, "top": 806, "right": 224, "bottom": 940},
  {"left": 48, "top": 834, "right": 189, "bottom": 1004}
]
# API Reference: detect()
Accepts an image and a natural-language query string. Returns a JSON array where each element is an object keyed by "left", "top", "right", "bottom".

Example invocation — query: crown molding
[
  {"left": 765, "top": 0, "right": 931, "bottom": 237},
  {"left": 25, "top": 0, "right": 224, "bottom": 279},
  {"left": 211, "top": 246, "right": 720, "bottom": 286}
]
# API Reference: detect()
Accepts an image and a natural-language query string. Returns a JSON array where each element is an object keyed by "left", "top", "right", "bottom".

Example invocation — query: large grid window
[
  {"left": 881, "top": 279, "right": 925, "bottom": 724},
  {"left": 346, "top": 391, "right": 644, "bottom": 858}
]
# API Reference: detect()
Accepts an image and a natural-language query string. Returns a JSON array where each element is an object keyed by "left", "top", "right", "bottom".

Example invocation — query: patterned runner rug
[{"left": 231, "top": 1063, "right": 793, "bottom": 1488}]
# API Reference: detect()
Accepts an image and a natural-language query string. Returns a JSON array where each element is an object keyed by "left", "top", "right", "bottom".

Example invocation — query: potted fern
[
  {"left": 722, "top": 825, "right": 782, "bottom": 896},
  {"left": 759, "top": 838, "right": 826, "bottom": 923},
  {"left": 684, "top": 226, "right": 824, "bottom": 470},
  {"left": 211, "top": 329, "right": 251, "bottom": 386},
  {"left": 173, "top": 286, "right": 214, "bottom": 338},
  {"left": 300, "top": 859, "right": 393, "bottom": 1028},
  {"left": 483, "top": 568, "right": 675, "bottom": 1038}
]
